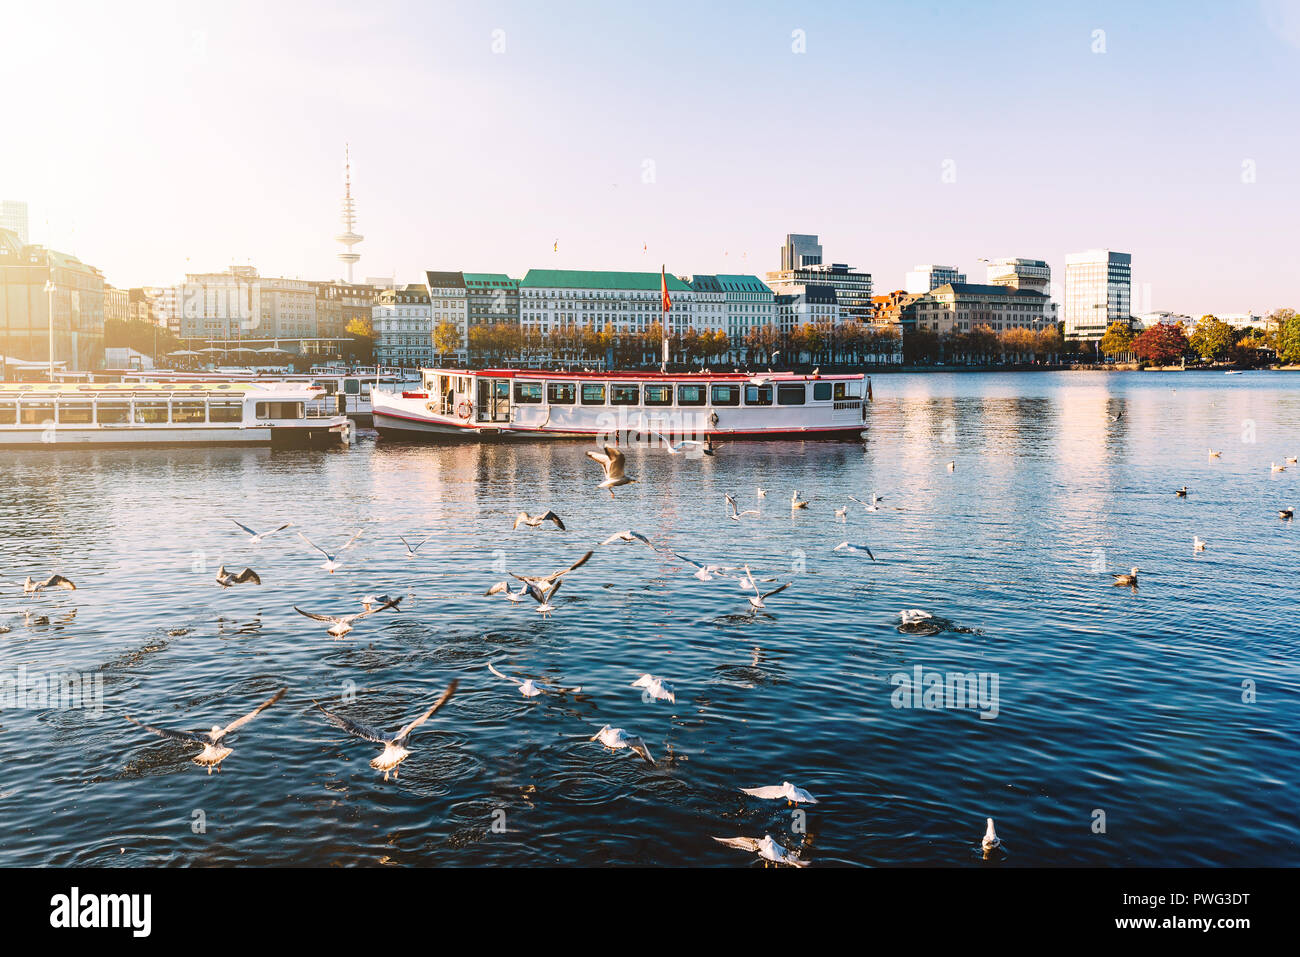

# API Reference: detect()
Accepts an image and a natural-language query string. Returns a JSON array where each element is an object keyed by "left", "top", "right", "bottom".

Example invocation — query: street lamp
[{"left": 44, "top": 279, "right": 56, "bottom": 382}]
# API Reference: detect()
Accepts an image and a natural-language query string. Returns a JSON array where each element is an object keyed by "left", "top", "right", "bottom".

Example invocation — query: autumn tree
[
  {"left": 1189, "top": 317, "right": 1239, "bottom": 363},
  {"left": 1099, "top": 321, "right": 1135, "bottom": 359},
  {"left": 1132, "top": 322, "right": 1190, "bottom": 366},
  {"left": 343, "top": 316, "right": 375, "bottom": 363},
  {"left": 432, "top": 320, "right": 460, "bottom": 363}
]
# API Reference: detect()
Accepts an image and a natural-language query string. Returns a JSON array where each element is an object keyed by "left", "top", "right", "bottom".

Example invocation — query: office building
[
  {"left": 905, "top": 264, "right": 966, "bottom": 295},
  {"left": 1064, "top": 249, "right": 1131, "bottom": 343}
]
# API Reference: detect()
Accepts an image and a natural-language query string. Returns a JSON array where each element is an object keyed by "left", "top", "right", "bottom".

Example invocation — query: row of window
[
  {"left": 0, "top": 400, "right": 247, "bottom": 425},
  {"left": 511, "top": 380, "right": 859, "bottom": 407}
]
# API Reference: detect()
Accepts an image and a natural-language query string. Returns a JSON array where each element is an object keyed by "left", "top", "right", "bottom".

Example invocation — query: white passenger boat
[
  {"left": 0, "top": 381, "right": 350, "bottom": 448},
  {"left": 371, "top": 368, "right": 868, "bottom": 441}
]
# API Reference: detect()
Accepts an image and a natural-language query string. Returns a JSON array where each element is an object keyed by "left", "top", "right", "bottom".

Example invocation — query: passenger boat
[
  {"left": 371, "top": 368, "right": 868, "bottom": 441},
  {"left": 0, "top": 381, "right": 350, "bottom": 448}
]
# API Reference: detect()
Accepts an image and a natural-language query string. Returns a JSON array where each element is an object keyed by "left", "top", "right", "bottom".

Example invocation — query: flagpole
[{"left": 660, "top": 264, "right": 671, "bottom": 373}]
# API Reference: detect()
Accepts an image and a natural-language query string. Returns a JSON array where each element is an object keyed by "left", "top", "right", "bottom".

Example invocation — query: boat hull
[{"left": 0, "top": 424, "right": 348, "bottom": 449}]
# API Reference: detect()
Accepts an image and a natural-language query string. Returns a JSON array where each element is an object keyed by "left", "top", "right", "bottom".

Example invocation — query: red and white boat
[{"left": 371, "top": 367, "right": 868, "bottom": 441}]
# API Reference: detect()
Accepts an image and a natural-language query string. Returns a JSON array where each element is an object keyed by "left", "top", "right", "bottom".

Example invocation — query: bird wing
[
  {"left": 215, "top": 687, "right": 287, "bottom": 739},
  {"left": 585, "top": 449, "right": 612, "bottom": 473},
  {"left": 626, "top": 736, "right": 655, "bottom": 765},
  {"left": 340, "top": 529, "right": 364, "bottom": 552},
  {"left": 484, "top": 581, "right": 511, "bottom": 596},
  {"left": 233, "top": 568, "right": 261, "bottom": 584},
  {"left": 45, "top": 574, "right": 76, "bottom": 590},
  {"left": 761, "top": 582, "right": 790, "bottom": 601},
  {"left": 553, "top": 550, "right": 593, "bottom": 580},
  {"left": 313, "top": 700, "right": 388, "bottom": 744},
  {"left": 230, "top": 519, "right": 258, "bottom": 537},
  {"left": 511, "top": 513, "right": 529, "bottom": 530},
  {"left": 713, "top": 836, "right": 763, "bottom": 852},
  {"left": 265, "top": 522, "right": 293, "bottom": 537},
  {"left": 487, "top": 661, "right": 522, "bottom": 686},
  {"left": 125, "top": 714, "right": 208, "bottom": 746},
  {"left": 742, "top": 565, "right": 759, "bottom": 593},
  {"left": 740, "top": 785, "right": 788, "bottom": 800},
  {"left": 541, "top": 511, "right": 565, "bottom": 531},
  {"left": 394, "top": 680, "right": 459, "bottom": 743},
  {"left": 297, "top": 532, "right": 330, "bottom": 559},
  {"left": 603, "top": 446, "right": 627, "bottom": 479},
  {"left": 294, "top": 606, "right": 343, "bottom": 625},
  {"left": 738, "top": 509, "right": 759, "bottom": 518}
]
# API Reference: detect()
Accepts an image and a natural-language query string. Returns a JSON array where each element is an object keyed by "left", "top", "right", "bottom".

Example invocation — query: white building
[
  {"left": 425, "top": 271, "right": 469, "bottom": 362},
  {"left": 985, "top": 258, "right": 1050, "bottom": 294},
  {"left": 905, "top": 264, "right": 966, "bottom": 295},
  {"left": 774, "top": 284, "right": 839, "bottom": 336},
  {"left": 518, "top": 269, "right": 696, "bottom": 339},
  {"left": 1064, "top": 249, "right": 1131, "bottom": 343},
  {"left": 373, "top": 284, "right": 433, "bottom": 369},
  {"left": 0, "top": 201, "right": 29, "bottom": 245},
  {"left": 177, "top": 266, "right": 316, "bottom": 343},
  {"left": 1133, "top": 311, "right": 1191, "bottom": 331}
]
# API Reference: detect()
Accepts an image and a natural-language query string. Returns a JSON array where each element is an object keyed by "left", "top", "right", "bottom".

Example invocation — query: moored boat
[{"left": 371, "top": 367, "right": 868, "bottom": 441}]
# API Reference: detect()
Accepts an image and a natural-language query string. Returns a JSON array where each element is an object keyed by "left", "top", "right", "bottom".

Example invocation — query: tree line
[{"left": 1098, "top": 308, "right": 1299, "bottom": 367}]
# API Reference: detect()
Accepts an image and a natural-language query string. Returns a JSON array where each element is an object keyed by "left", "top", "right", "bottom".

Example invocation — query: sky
[{"left": 2, "top": 0, "right": 1298, "bottom": 314}]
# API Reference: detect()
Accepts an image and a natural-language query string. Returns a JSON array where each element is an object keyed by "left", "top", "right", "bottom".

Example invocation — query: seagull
[
  {"left": 631, "top": 674, "right": 675, "bottom": 703},
  {"left": 22, "top": 574, "right": 75, "bottom": 594},
  {"left": 398, "top": 535, "right": 432, "bottom": 557},
  {"left": 484, "top": 580, "right": 531, "bottom": 603},
  {"left": 900, "top": 609, "right": 933, "bottom": 624},
  {"left": 790, "top": 490, "right": 809, "bottom": 509},
  {"left": 229, "top": 519, "right": 292, "bottom": 544},
  {"left": 1112, "top": 567, "right": 1139, "bottom": 587},
  {"left": 652, "top": 432, "right": 702, "bottom": 455},
  {"left": 743, "top": 566, "right": 789, "bottom": 609},
  {"left": 1272, "top": 462, "right": 1287, "bottom": 473},
  {"left": 590, "top": 725, "right": 655, "bottom": 765},
  {"left": 849, "top": 493, "right": 885, "bottom": 512},
  {"left": 756, "top": 487, "right": 767, "bottom": 499},
  {"left": 215, "top": 565, "right": 261, "bottom": 588},
  {"left": 298, "top": 529, "right": 363, "bottom": 573},
  {"left": 982, "top": 817, "right": 1002, "bottom": 853},
  {"left": 294, "top": 598, "right": 399, "bottom": 638},
  {"left": 1109, "top": 409, "right": 1124, "bottom": 422},
  {"left": 834, "top": 505, "right": 847, "bottom": 521},
  {"left": 598, "top": 530, "right": 652, "bottom": 547},
  {"left": 314, "top": 681, "right": 458, "bottom": 781},
  {"left": 509, "top": 550, "right": 593, "bottom": 592},
  {"left": 125, "top": 687, "right": 287, "bottom": 774},
  {"left": 713, "top": 834, "right": 807, "bottom": 867},
  {"left": 1280, "top": 507, "right": 1294, "bottom": 520},
  {"left": 1175, "top": 486, "right": 1189, "bottom": 497},
  {"left": 739, "top": 781, "right": 818, "bottom": 806},
  {"left": 1289, "top": 456, "right": 1299, "bottom": 465},
  {"left": 585, "top": 445, "right": 637, "bottom": 497},
  {"left": 359, "top": 594, "right": 402, "bottom": 612},
  {"left": 833, "top": 541, "right": 875, "bottom": 560},
  {"left": 725, "top": 493, "right": 759, "bottom": 521},
  {"left": 487, "top": 661, "right": 580, "bottom": 697},
  {"left": 946, "top": 461, "right": 956, "bottom": 472},
  {"left": 1208, "top": 449, "right": 1221, "bottom": 458},
  {"left": 513, "top": 510, "right": 566, "bottom": 531},
  {"left": 672, "top": 552, "right": 727, "bottom": 581},
  {"left": 1193, "top": 536, "right": 1207, "bottom": 552}
]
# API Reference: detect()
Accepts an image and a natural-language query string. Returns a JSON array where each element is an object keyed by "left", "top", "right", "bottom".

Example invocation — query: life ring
[
  {"left": 426, "top": 400, "right": 438, "bottom": 415},
  {"left": 457, "top": 400, "right": 473, "bottom": 420}
]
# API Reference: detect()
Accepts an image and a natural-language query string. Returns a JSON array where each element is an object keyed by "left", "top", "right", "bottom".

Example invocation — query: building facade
[
  {"left": 780, "top": 233, "right": 823, "bottom": 270},
  {"left": 518, "top": 269, "right": 696, "bottom": 340},
  {"left": 905, "top": 264, "right": 966, "bottom": 295},
  {"left": 373, "top": 284, "right": 433, "bottom": 369},
  {"left": 774, "top": 284, "right": 839, "bottom": 336},
  {"left": 0, "top": 226, "right": 106, "bottom": 370},
  {"left": 425, "top": 271, "right": 469, "bottom": 362},
  {"left": 766, "top": 263, "right": 873, "bottom": 322},
  {"left": 911, "top": 283, "right": 1051, "bottom": 336},
  {"left": 1064, "top": 249, "right": 1131, "bottom": 343},
  {"left": 985, "top": 257, "right": 1050, "bottom": 294},
  {"left": 0, "top": 201, "right": 29, "bottom": 246}
]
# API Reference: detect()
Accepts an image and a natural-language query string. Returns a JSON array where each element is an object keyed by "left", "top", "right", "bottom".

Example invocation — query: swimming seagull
[
  {"left": 1288, "top": 456, "right": 1298, "bottom": 465},
  {"left": 229, "top": 519, "right": 292, "bottom": 544},
  {"left": 1272, "top": 462, "right": 1287, "bottom": 473},
  {"left": 631, "top": 674, "right": 675, "bottom": 703},
  {"left": 215, "top": 565, "right": 261, "bottom": 588},
  {"left": 756, "top": 488, "right": 767, "bottom": 498},
  {"left": 834, "top": 505, "right": 847, "bottom": 521},
  {"left": 982, "top": 817, "right": 1002, "bottom": 853},
  {"left": 900, "top": 609, "right": 933, "bottom": 624},
  {"left": 712, "top": 834, "right": 807, "bottom": 868},
  {"left": 590, "top": 725, "right": 655, "bottom": 765},
  {"left": 790, "top": 490, "right": 809, "bottom": 509},
  {"left": 1193, "top": 536, "right": 1207, "bottom": 551},
  {"left": 1175, "top": 486, "right": 1189, "bottom": 497},
  {"left": 946, "top": 461, "right": 956, "bottom": 472},
  {"left": 740, "top": 781, "right": 819, "bottom": 806},
  {"left": 314, "top": 680, "right": 458, "bottom": 781},
  {"left": 487, "top": 661, "right": 580, "bottom": 697},
  {"left": 1112, "top": 567, "right": 1139, "bottom": 587},
  {"left": 398, "top": 535, "right": 432, "bottom": 557},
  {"left": 1208, "top": 449, "right": 1221, "bottom": 458},
  {"left": 23, "top": 574, "right": 75, "bottom": 594},
  {"left": 585, "top": 445, "right": 637, "bottom": 497},
  {"left": 125, "top": 687, "right": 287, "bottom": 775},
  {"left": 725, "top": 493, "right": 759, "bottom": 521},
  {"left": 1280, "top": 507, "right": 1294, "bottom": 520},
  {"left": 298, "top": 529, "right": 363, "bottom": 573},
  {"left": 833, "top": 542, "right": 875, "bottom": 560},
  {"left": 294, "top": 598, "right": 399, "bottom": 638},
  {"left": 513, "top": 510, "right": 566, "bottom": 531}
]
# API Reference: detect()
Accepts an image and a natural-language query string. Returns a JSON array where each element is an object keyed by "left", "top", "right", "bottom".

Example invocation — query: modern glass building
[{"left": 1064, "top": 249, "right": 1131, "bottom": 344}]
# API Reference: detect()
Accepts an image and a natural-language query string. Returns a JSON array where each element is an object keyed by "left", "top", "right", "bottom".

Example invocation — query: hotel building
[
  {"left": 373, "top": 284, "right": 433, "bottom": 369},
  {"left": 518, "top": 269, "right": 696, "bottom": 339}
]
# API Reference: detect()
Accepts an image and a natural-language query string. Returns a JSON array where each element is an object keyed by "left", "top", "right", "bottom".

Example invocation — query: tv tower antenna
[{"left": 336, "top": 144, "right": 363, "bottom": 282}]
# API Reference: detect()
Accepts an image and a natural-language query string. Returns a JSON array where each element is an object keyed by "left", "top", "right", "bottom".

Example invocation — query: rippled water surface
[{"left": 2, "top": 370, "right": 1298, "bottom": 867}]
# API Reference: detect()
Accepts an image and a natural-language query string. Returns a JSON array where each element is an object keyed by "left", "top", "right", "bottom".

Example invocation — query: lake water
[{"left": 2, "top": 370, "right": 1298, "bottom": 867}]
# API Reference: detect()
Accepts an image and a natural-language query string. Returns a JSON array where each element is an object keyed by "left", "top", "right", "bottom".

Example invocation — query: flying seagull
[
  {"left": 652, "top": 432, "right": 702, "bottom": 455},
  {"left": 294, "top": 598, "right": 399, "bottom": 638},
  {"left": 509, "top": 550, "right": 593, "bottom": 592},
  {"left": 590, "top": 725, "right": 655, "bottom": 765},
  {"left": 314, "top": 681, "right": 458, "bottom": 781},
  {"left": 359, "top": 594, "right": 402, "bottom": 612},
  {"left": 229, "top": 519, "right": 292, "bottom": 544},
  {"left": 849, "top": 493, "right": 885, "bottom": 513},
  {"left": 585, "top": 445, "right": 637, "bottom": 497},
  {"left": 484, "top": 580, "right": 531, "bottom": 603},
  {"left": 398, "top": 535, "right": 432, "bottom": 557},
  {"left": 598, "top": 530, "right": 653, "bottom": 547},
  {"left": 631, "top": 673, "right": 676, "bottom": 703},
  {"left": 513, "top": 510, "right": 566, "bottom": 531},
  {"left": 215, "top": 565, "right": 261, "bottom": 588},
  {"left": 833, "top": 542, "right": 875, "bottom": 560},
  {"left": 298, "top": 529, "right": 363, "bottom": 573},
  {"left": 487, "top": 661, "right": 580, "bottom": 697},
  {"left": 743, "top": 566, "right": 789, "bottom": 609},
  {"left": 739, "top": 781, "right": 818, "bottom": 806},
  {"left": 725, "top": 493, "right": 759, "bottom": 521},
  {"left": 23, "top": 574, "right": 75, "bottom": 594},
  {"left": 713, "top": 834, "right": 807, "bottom": 868},
  {"left": 1112, "top": 567, "right": 1139, "bottom": 587},
  {"left": 125, "top": 687, "right": 287, "bottom": 774}
]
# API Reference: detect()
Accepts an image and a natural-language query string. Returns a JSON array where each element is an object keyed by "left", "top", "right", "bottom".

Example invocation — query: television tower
[{"left": 336, "top": 144, "right": 363, "bottom": 282}]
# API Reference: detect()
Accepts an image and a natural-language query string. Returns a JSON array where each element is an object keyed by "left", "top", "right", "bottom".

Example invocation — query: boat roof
[
  {"left": 426, "top": 367, "right": 864, "bottom": 381},
  {"left": 0, "top": 381, "right": 320, "bottom": 396}
]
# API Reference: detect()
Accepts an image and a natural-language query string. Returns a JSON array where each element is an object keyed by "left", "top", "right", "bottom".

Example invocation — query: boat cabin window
[
  {"left": 58, "top": 402, "right": 94, "bottom": 425},
  {"left": 834, "top": 381, "right": 860, "bottom": 399},
  {"left": 644, "top": 384, "right": 673, "bottom": 406},
  {"left": 547, "top": 382, "right": 576, "bottom": 404},
  {"left": 96, "top": 403, "right": 131, "bottom": 424},
  {"left": 744, "top": 384, "right": 773, "bottom": 406},
  {"left": 513, "top": 381, "right": 543, "bottom": 404},
  {"left": 711, "top": 384, "right": 740, "bottom": 407},
  {"left": 812, "top": 382, "right": 832, "bottom": 401},
  {"left": 581, "top": 383, "right": 606, "bottom": 405},
  {"left": 677, "top": 384, "right": 706, "bottom": 406},
  {"left": 172, "top": 401, "right": 206, "bottom": 423},
  {"left": 209, "top": 400, "right": 243, "bottom": 423},
  {"left": 610, "top": 383, "right": 640, "bottom": 406},
  {"left": 777, "top": 384, "right": 806, "bottom": 406},
  {"left": 255, "top": 401, "right": 304, "bottom": 419},
  {"left": 19, "top": 401, "right": 54, "bottom": 425},
  {"left": 0, "top": 402, "right": 16, "bottom": 425},
  {"left": 134, "top": 401, "right": 169, "bottom": 424}
]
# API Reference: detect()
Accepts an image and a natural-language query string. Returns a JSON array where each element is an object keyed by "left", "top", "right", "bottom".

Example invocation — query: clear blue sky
[{"left": 3, "top": 0, "right": 1297, "bottom": 313}]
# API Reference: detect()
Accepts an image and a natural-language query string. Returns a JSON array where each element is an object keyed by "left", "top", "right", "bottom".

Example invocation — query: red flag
[{"left": 660, "top": 265, "right": 671, "bottom": 314}]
